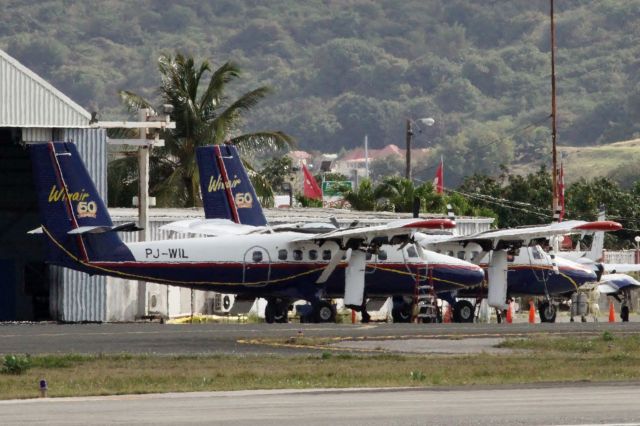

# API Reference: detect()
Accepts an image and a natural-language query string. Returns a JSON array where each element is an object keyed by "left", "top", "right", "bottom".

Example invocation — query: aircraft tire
[
  {"left": 538, "top": 301, "right": 557, "bottom": 323},
  {"left": 265, "top": 302, "right": 276, "bottom": 324},
  {"left": 621, "top": 305, "right": 630, "bottom": 322},
  {"left": 453, "top": 300, "right": 474, "bottom": 323},
  {"left": 314, "top": 301, "right": 336, "bottom": 323},
  {"left": 391, "top": 303, "right": 412, "bottom": 323},
  {"left": 265, "top": 300, "right": 289, "bottom": 324}
]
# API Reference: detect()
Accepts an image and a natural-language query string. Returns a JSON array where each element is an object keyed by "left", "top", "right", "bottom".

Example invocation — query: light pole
[
  {"left": 634, "top": 236, "right": 640, "bottom": 264},
  {"left": 405, "top": 117, "right": 435, "bottom": 181}
]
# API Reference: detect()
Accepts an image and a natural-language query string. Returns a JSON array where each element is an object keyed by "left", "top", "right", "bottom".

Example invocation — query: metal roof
[
  {"left": 110, "top": 207, "right": 494, "bottom": 229},
  {"left": 0, "top": 48, "right": 91, "bottom": 128}
]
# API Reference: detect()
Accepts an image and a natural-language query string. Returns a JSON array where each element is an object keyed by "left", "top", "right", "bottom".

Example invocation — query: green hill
[{"left": 1, "top": 0, "right": 640, "bottom": 185}]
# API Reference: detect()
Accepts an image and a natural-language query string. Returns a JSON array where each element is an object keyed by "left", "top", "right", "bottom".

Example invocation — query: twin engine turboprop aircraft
[
  {"left": 28, "top": 142, "right": 484, "bottom": 323},
  {"left": 559, "top": 214, "right": 640, "bottom": 322},
  {"left": 415, "top": 220, "right": 622, "bottom": 322},
  {"left": 161, "top": 144, "right": 485, "bottom": 322}
]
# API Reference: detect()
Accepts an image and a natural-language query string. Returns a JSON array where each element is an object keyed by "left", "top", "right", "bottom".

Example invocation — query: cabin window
[
  {"left": 309, "top": 250, "right": 318, "bottom": 260},
  {"left": 406, "top": 246, "right": 418, "bottom": 258},
  {"left": 293, "top": 249, "right": 303, "bottom": 261},
  {"left": 322, "top": 250, "right": 332, "bottom": 260},
  {"left": 457, "top": 251, "right": 465, "bottom": 260},
  {"left": 278, "top": 249, "right": 288, "bottom": 261},
  {"left": 446, "top": 250, "right": 454, "bottom": 257},
  {"left": 252, "top": 251, "right": 263, "bottom": 262},
  {"left": 378, "top": 250, "right": 388, "bottom": 261},
  {"left": 366, "top": 252, "right": 373, "bottom": 261},
  {"left": 532, "top": 246, "right": 543, "bottom": 260}
]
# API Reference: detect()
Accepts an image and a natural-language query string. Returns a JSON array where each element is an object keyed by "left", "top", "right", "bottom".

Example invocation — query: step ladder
[{"left": 414, "top": 267, "right": 439, "bottom": 323}]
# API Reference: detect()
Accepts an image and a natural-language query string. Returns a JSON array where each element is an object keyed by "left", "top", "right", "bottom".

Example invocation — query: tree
[{"left": 116, "top": 53, "right": 293, "bottom": 207}]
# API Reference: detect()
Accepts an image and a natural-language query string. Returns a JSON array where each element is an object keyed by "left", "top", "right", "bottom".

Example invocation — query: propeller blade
[{"left": 316, "top": 248, "right": 347, "bottom": 283}]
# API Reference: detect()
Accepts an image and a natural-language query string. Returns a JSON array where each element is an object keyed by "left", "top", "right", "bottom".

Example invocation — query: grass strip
[{"left": 2, "top": 332, "right": 640, "bottom": 400}]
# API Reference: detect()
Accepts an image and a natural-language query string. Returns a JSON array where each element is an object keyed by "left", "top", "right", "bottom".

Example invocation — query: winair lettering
[
  {"left": 144, "top": 248, "right": 189, "bottom": 259},
  {"left": 208, "top": 175, "right": 241, "bottom": 193},
  {"left": 48, "top": 185, "right": 90, "bottom": 203}
]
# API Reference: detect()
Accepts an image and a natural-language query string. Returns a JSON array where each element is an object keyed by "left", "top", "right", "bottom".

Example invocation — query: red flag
[
  {"left": 302, "top": 164, "right": 322, "bottom": 200},
  {"left": 557, "top": 162, "right": 565, "bottom": 221},
  {"left": 433, "top": 157, "right": 444, "bottom": 194}
]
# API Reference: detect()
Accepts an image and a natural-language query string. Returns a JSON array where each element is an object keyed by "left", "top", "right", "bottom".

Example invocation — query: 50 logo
[
  {"left": 77, "top": 201, "right": 98, "bottom": 218},
  {"left": 235, "top": 192, "right": 253, "bottom": 208}
]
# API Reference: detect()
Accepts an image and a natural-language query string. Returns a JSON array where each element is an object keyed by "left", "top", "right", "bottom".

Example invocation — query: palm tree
[
  {"left": 116, "top": 53, "right": 293, "bottom": 207},
  {"left": 373, "top": 177, "right": 446, "bottom": 213}
]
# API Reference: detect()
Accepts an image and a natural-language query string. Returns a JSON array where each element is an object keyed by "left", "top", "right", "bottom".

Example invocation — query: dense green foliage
[{"left": 2, "top": 1, "right": 640, "bottom": 186}]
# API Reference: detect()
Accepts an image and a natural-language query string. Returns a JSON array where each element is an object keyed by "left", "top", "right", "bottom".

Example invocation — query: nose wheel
[{"left": 538, "top": 300, "right": 557, "bottom": 323}]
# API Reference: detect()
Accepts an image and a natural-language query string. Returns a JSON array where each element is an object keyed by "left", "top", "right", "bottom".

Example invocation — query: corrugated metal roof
[{"left": 0, "top": 49, "right": 91, "bottom": 128}]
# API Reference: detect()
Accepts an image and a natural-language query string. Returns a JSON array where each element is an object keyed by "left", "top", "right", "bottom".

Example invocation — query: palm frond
[
  {"left": 118, "top": 91, "right": 154, "bottom": 114},
  {"left": 228, "top": 131, "right": 295, "bottom": 156},
  {"left": 243, "top": 159, "right": 274, "bottom": 207},
  {"left": 199, "top": 62, "right": 241, "bottom": 112}
]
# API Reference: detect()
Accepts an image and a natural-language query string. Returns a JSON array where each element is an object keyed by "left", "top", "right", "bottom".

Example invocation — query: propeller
[{"left": 316, "top": 248, "right": 347, "bottom": 284}]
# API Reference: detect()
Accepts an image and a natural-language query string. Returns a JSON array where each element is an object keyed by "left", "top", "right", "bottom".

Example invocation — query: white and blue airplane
[
  {"left": 416, "top": 219, "right": 622, "bottom": 322},
  {"left": 28, "top": 142, "right": 485, "bottom": 323}
]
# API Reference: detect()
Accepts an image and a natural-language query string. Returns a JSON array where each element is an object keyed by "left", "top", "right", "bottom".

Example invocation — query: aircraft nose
[{"left": 568, "top": 264, "right": 598, "bottom": 284}]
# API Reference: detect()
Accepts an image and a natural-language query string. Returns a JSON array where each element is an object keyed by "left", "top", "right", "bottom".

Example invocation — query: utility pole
[
  {"left": 137, "top": 108, "right": 149, "bottom": 317},
  {"left": 90, "top": 106, "right": 174, "bottom": 319},
  {"left": 405, "top": 119, "right": 413, "bottom": 181},
  {"left": 550, "top": 0, "right": 559, "bottom": 218}
]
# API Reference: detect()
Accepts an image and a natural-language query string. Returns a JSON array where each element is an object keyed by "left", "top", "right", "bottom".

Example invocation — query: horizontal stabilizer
[
  {"left": 160, "top": 219, "right": 263, "bottom": 236},
  {"left": 67, "top": 222, "right": 143, "bottom": 235}
]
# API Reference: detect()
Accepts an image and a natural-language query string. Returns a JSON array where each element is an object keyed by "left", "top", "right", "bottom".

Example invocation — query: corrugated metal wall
[
  {"left": 51, "top": 128, "right": 108, "bottom": 322},
  {"left": 0, "top": 49, "right": 91, "bottom": 128}
]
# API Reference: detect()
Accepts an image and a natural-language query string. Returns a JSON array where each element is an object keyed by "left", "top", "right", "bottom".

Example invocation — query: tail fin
[
  {"left": 586, "top": 206, "right": 606, "bottom": 261},
  {"left": 29, "top": 142, "right": 133, "bottom": 265},
  {"left": 196, "top": 145, "right": 267, "bottom": 226}
]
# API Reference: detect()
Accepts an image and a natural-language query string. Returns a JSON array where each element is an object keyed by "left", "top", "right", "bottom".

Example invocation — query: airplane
[
  {"left": 28, "top": 141, "right": 485, "bottom": 324},
  {"left": 415, "top": 219, "right": 622, "bottom": 323},
  {"left": 558, "top": 211, "right": 640, "bottom": 322}
]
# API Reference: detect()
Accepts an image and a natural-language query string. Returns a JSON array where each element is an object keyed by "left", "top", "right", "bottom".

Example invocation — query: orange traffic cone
[
  {"left": 608, "top": 301, "right": 615, "bottom": 323},
  {"left": 528, "top": 300, "right": 536, "bottom": 324},
  {"left": 506, "top": 302, "right": 513, "bottom": 324},
  {"left": 443, "top": 304, "right": 452, "bottom": 323},
  {"left": 351, "top": 309, "right": 356, "bottom": 324}
]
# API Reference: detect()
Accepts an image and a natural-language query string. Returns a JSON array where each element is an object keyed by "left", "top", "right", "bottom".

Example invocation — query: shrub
[{"left": 2, "top": 354, "right": 32, "bottom": 375}]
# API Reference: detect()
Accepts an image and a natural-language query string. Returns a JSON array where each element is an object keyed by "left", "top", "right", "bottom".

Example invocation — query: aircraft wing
[
  {"left": 159, "top": 219, "right": 265, "bottom": 236},
  {"left": 597, "top": 273, "right": 640, "bottom": 294},
  {"left": 604, "top": 263, "right": 640, "bottom": 273},
  {"left": 420, "top": 220, "right": 622, "bottom": 251},
  {"left": 293, "top": 218, "right": 455, "bottom": 245}
]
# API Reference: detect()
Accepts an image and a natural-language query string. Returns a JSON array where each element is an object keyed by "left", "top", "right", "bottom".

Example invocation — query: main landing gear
[
  {"left": 391, "top": 297, "right": 412, "bottom": 323},
  {"left": 452, "top": 300, "right": 475, "bottom": 323},
  {"left": 299, "top": 300, "right": 338, "bottom": 323},
  {"left": 265, "top": 298, "right": 290, "bottom": 324}
]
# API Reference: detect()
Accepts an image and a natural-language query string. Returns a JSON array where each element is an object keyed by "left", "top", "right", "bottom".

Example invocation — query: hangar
[{"left": 0, "top": 48, "right": 108, "bottom": 322}]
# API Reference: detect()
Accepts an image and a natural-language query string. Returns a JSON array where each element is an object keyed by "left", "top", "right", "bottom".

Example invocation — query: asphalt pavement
[
  {"left": 1, "top": 320, "right": 640, "bottom": 355},
  {"left": 2, "top": 384, "right": 640, "bottom": 425}
]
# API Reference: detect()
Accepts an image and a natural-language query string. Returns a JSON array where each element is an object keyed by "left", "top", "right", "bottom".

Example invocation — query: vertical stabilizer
[
  {"left": 196, "top": 145, "right": 268, "bottom": 226},
  {"left": 587, "top": 207, "right": 606, "bottom": 261},
  {"left": 30, "top": 142, "right": 132, "bottom": 265}
]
